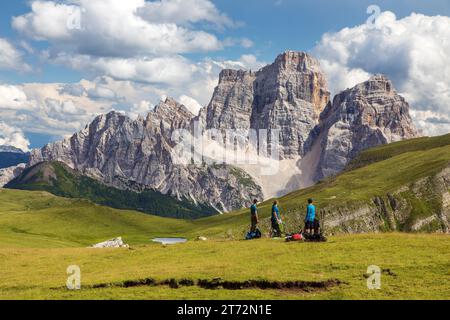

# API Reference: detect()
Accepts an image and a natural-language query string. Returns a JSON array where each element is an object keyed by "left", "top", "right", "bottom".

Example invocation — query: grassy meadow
[{"left": 0, "top": 234, "right": 449, "bottom": 300}]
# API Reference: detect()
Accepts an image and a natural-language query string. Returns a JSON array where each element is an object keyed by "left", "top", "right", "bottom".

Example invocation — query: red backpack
[{"left": 292, "top": 233, "right": 303, "bottom": 241}]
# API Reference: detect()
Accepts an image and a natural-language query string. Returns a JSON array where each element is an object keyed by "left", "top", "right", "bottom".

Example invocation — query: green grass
[
  {"left": 0, "top": 234, "right": 448, "bottom": 300},
  {"left": 347, "top": 134, "right": 450, "bottom": 170}
]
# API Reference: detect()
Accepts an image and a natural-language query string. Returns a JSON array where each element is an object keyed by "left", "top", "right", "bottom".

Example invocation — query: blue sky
[{"left": 0, "top": 0, "right": 449, "bottom": 150}]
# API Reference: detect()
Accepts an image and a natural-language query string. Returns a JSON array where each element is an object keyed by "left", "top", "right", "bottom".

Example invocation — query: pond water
[{"left": 152, "top": 238, "right": 187, "bottom": 245}]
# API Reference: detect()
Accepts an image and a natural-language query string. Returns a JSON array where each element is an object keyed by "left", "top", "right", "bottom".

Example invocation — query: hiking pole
[{"left": 320, "top": 208, "right": 326, "bottom": 235}]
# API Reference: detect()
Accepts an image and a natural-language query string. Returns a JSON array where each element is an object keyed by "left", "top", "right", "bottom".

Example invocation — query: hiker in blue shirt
[
  {"left": 304, "top": 198, "right": 316, "bottom": 234},
  {"left": 250, "top": 199, "right": 259, "bottom": 232},
  {"left": 271, "top": 200, "right": 283, "bottom": 237}
]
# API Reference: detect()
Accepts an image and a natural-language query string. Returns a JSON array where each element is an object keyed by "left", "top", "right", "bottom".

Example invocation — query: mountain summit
[{"left": 206, "top": 51, "right": 330, "bottom": 159}]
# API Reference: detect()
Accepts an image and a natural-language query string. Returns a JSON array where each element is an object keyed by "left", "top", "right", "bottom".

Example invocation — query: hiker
[
  {"left": 271, "top": 200, "right": 283, "bottom": 237},
  {"left": 304, "top": 198, "right": 316, "bottom": 234},
  {"left": 250, "top": 199, "right": 259, "bottom": 232}
]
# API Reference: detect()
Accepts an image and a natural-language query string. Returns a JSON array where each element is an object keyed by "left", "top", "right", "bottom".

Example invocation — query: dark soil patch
[{"left": 59, "top": 277, "right": 341, "bottom": 292}]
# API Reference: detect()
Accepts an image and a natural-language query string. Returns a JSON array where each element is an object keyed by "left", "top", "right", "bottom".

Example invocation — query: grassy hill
[
  {"left": 5, "top": 161, "right": 216, "bottom": 219},
  {"left": 347, "top": 134, "right": 450, "bottom": 171}
]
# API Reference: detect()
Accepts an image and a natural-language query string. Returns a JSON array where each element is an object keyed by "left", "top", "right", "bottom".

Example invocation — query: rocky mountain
[
  {"left": 30, "top": 98, "right": 262, "bottom": 213},
  {"left": 0, "top": 163, "right": 26, "bottom": 187},
  {"left": 307, "top": 74, "right": 419, "bottom": 180},
  {"left": 28, "top": 51, "right": 419, "bottom": 214}
]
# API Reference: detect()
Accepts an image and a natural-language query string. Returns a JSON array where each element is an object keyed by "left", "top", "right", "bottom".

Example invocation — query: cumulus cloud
[
  {"left": 0, "top": 123, "right": 30, "bottom": 152},
  {"left": 13, "top": 0, "right": 226, "bottom": 57},
  {"left": 12, "top": 0, "right": 257, "bottom": 94},
  {"left": 179, "top": 95, "right": 203, "bottom": 115},
  {"left": 138, "top": 0, "right": 234, "bottom": 29},
  {"left": 0, "top": 38, "right": 31, "bottom": 72},
  {"left": 313, "top": 11, "right": 450, "bottom": 136},
  {"left": 0, "top": 85, "right": 35, "bottom": 110},
  {"left": 46, "top": 53, "right": 196, "bottom": 86}
]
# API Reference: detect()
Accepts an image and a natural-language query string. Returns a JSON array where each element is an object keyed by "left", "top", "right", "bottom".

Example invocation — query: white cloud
[
  {"left": 0, "top": 38, "right": 31, "bottom": 72},
  {"left": 313, "top": 11, "right": 450, "bottom": 136},
  {"left": 0, "top": 122, "right": 30, "bottom": 152},
  {"left": 47, "top": 53, "right": 196, "bottom": 86},
  {"left": 138, "top": 0, "right": 234, "bottom": 29},
  {"left": 127, "top": 100, "right": 155, "bottom": 119},
  {"left": 224, "top": 37, "right": 254, "bottom": 48},
  {"left": 13, "top": 0, "right": 225, "bottom": 56},
  {"left": 0, "top": 85, "right": 34, "bottom": 110},
  {"left": 179, "top": 95, "right": 203, "bottom": 115},
  {"left": 87, "top": 85, "right": 118, "bottom": 101},
  {"left": 206, "top": 54, "right": 267, "bottom": 73}
]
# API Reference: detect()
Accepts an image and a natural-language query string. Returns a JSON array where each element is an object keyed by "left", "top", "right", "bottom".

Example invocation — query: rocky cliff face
[
  {"left": 206, "top": 51, "right": 330, "bottom": 159},
  {"left": 30, "top": 98, "right": 262, "bottom": 213},
  {"left": 308, "top": 74, "right": 418, "bottom": 180},
  {"left": 322, "top": 165, "right": 450, "bottom": 233}
]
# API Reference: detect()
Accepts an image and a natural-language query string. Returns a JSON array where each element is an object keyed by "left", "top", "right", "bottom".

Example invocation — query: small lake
[{"left": 152, "top": 238, "right": 187, "bottom": 245}]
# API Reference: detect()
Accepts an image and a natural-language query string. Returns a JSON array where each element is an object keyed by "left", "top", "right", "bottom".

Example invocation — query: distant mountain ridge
[
  {"left": 0, "top": 146, "right": 26, "bottom": 153},
  {"left": 0, "top": 145, "right": 29, "bottom": 170}
]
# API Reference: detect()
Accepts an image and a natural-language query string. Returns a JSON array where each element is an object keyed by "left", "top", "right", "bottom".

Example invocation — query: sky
[{"left": 0, "top": 0, "right": 449, "bottom": 151}]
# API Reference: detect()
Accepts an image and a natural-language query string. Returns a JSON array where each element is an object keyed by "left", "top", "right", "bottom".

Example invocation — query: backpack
[
  {"left": 292, "top": 233, "right": 303, "bottom": 241},
  {"left": 285, "top": 233, "right": 303, "bottom": 242},
  {"left": 245, "top": 228, "right": 262, "bottom": 240},
  {"left": 303, "top": 233, "right": 327, "bottom": 242}
]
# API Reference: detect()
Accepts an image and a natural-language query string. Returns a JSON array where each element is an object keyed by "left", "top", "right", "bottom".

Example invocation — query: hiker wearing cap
[
  {"left": 304, "top": 198, "right": 316, "bottom": 234},
  {"left": 250, "top": 199, "right": 259, "bottom": 232},
  {"left": 271, "top": 200, "right": 283, "bottom": 237}
]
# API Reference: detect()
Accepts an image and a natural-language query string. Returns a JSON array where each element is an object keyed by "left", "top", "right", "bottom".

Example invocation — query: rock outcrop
[
  {"left": 308, "top": 74, "right": 418, "bottom": 180},
  {"left": 91, "top": 237, "right": 129, "bottom": 248},
  {"left": 0, "top": 163, "right": 26, "bottom": 187},
  {"left": 322, "top": 165, "right": 450, "bottom": 233}
]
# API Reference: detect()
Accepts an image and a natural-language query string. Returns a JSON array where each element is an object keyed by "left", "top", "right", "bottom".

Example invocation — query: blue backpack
[{"left": 245, "top": 228, "right": 262, "bottom": 240}]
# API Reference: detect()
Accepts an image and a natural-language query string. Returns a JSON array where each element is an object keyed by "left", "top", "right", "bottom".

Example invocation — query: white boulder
[{"left": 91, "top": 237, "right": 129, "bottom": 248}]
